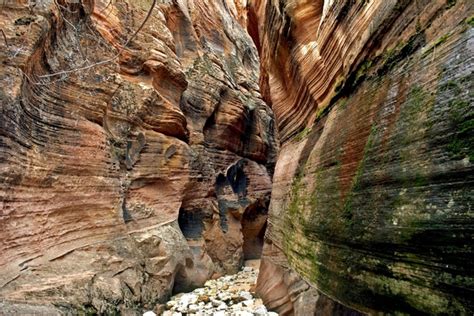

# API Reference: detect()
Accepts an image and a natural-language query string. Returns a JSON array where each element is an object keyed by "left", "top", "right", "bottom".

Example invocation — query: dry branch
[
  {"left": 34, "top": 0, "right": 156, "bottom": 80},
  {"left": 1, "top": 29, "right": 8, "bottom": 47}
]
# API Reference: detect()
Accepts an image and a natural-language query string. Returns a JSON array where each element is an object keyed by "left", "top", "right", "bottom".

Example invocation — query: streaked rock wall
[
  {"left": 252, "top": 0, "right": 474, "bottom": 314},
  {"left": 0, "top": 0, "right": 277, "bottom": 312}
]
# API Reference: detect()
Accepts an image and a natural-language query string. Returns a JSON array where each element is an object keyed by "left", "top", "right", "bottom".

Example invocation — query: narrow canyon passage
[{"left": 0, "top": 0, "right": 473, "bottom": 315}]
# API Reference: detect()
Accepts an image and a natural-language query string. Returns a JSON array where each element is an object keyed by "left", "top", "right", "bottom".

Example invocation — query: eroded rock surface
[
  {"left": 0, "top": 0, "right": 276, "bottom": 313},
  {"left": 1, "top": 0, "right": 473, "bottom": 314},
  {"left": 252, "top": 0, "right": 473, "bottom": 315}
]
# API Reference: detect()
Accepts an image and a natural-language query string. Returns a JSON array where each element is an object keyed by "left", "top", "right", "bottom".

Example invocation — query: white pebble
[
  {"left": 254, "top": 304, "right": 268, "bottom": 315},
  {"left": 188, "top": 304, "right": 199, "bottom": 313},
  {"left": 242, "top": 299, "right": 254, "bottom": 307},
  {"left": 239, "top": 291, "right": 253, "bottom": 301},
  {"left": 166, "top": 301, "right": 177, "bottom": 309},
  {"left": 217, "top": 302, "right": 228, "bottom": 310},
  {"left": 234, "top": 311, "right": 254, "bottom": 316}
]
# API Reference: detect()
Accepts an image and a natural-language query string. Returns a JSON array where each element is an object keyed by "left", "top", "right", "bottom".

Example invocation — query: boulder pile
[{"left": 145, "top": 265, "right": 277, "bottom": 316}]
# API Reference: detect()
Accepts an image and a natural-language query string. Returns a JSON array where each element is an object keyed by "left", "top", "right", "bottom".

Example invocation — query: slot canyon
[{"left": 0, "top": 0, "right": 472, "bottom": 315}]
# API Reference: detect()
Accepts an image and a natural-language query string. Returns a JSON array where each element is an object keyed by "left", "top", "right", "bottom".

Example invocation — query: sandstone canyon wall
[
  {"left": 0, "top": 0, "right": 276, "bottom": 313},
  {"left": 252, "top": 0, "right": 473, "bottom": 315},
  {"left": 1, "top": 0, "right": 473, "bottom": 315}
]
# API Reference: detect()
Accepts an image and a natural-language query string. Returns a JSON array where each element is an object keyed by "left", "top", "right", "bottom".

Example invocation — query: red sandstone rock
[
  {"left": 252, "top": 0, "right": 473, "bottom": 314},
  {"left": 1, "top": 0, "right": 472, "bottom": 314},
  {"left": 0, "top": 0, "right": 276, "bottom": 312}
]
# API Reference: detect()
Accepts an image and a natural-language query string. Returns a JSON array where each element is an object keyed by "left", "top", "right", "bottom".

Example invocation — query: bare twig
[
  {"left": 36, "top": 0, "right": 156, "bottom": 79},
  {"left": 53, "top": 0, "right": 88, "bottom": 62},
  {"left": 85, "top": 23, "right": 116, "bottom": 49},
  {"left": 1, "top": 29, "right": 8, "bottom": 47},
  {"left": 100, "top": 0, "right": 114, "bottom": 14},
  {"left": 54, "top": 1, "right": 79, "bottom": 14},
  {"left": 18, "top": 67, "right": 35, "bottom": 83},
  {"left": 54, "top": 0, "right": 78, "bottom": 31}
]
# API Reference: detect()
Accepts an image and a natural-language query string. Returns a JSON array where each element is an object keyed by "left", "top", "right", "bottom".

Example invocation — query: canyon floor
[{"left": 151, "top": 260, "right": 275, "bottom": 316}]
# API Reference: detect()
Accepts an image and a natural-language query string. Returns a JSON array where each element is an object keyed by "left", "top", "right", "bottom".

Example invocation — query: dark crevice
[
  {"left": 241, "top": 197, "right": 270, "bottom": 260},
  {"left": 178, "top": 208, "right": 205, "bottom": 239}
]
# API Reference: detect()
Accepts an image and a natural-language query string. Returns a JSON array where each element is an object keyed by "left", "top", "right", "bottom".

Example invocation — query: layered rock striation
[
  {"left": 0, "top": 0, "right": 276, "bottom": 313},
  {"left": 1, "top": 0, "right": 473, "bottom": 314},
  {"left": 251, "top": 0, "right": 474, "bottom": 314}
]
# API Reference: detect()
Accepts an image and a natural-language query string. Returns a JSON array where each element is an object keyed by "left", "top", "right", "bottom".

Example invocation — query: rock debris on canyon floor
[
  {"left": 146, "top": 264, "right": 276, "bottom": 316},
  {"left": 0, "top": 0, "right": 472, "bottom": 315}
]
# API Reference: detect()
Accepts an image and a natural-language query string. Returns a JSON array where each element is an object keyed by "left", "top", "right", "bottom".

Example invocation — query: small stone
[
  {"left": 211, "top": 298, "right": 222, "bottom": 307},
  {"left": 239, "top": 291, "right": 253, "bottom": 301},
  {"left": 242, "top": 299, "right": 254, "bottom": 307},
  {"left": 217, "top": 302, "right": 228, "bottom": 310},
  {"left": 166, "top": 301, "right": 177, "bottom": 309},
  {"left": 204, "top": 280, "right": 214, "bottom": 287},
  {"left": 254, "top": 298, "right": 263, "bottom": 306},
  {"left": 143, "top": 311, "right": 156, "bottom": 316},
  {"left": 178, "top": 293, "right": 198, "bottom": 309},
  {"left": 188, "top": 304, "right": 199, "bottom": 313},
  {"left": 234, "top": 311, "right": 253, "bottom": 316},
  {"left": 193, "top": 288, "right": 206, "bottom": 295},
  {"left": 231, "top": 302, "right": 243, "bottom": 310},
  {"left": 208, "top": 289, "right": 217, "bottom": 296},
  {"left": 254, "top": 305, "right": 268, "bottom": 316},
  {"left": 198, "top": 294, "right": 210, "bottom": 303},
  {"left": 268, "top": 312, "right": 279, "bottom": 316},
  {"left": 231, "top": 293, "right": 243, "bottom": 302},
  {"left": 218, "top": 292, "right": 231, "bottom": 301},
  {"left": 176, "top": 306, "right": 187, "bottom": 313}
]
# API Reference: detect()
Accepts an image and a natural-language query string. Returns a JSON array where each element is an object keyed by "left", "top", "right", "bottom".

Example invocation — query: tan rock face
[
  {"left": 252, "top": 0, "right": 473, "bottom": 314},
  {"left": 0, "top": 0, "right": 276, "bottom": 312},
  {"left": 2, "top": 0, "right": 473, "bottom": 314}
]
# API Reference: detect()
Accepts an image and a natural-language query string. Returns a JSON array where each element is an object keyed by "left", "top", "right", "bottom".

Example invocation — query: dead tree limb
[
  {"left": 1, "top": 29, "right": 8, "bottom": 47},
  {"left": 35, "top": 0, "right": 156, "bottom": 80}
]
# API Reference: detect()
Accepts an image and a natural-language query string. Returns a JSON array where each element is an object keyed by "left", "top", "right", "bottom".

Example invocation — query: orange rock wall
[
  {"left": 0, "top": 0, "right": 277, "bottom": 312},
  {"left": 252, "top": 0, "right": 473, "bottom": 314}
]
